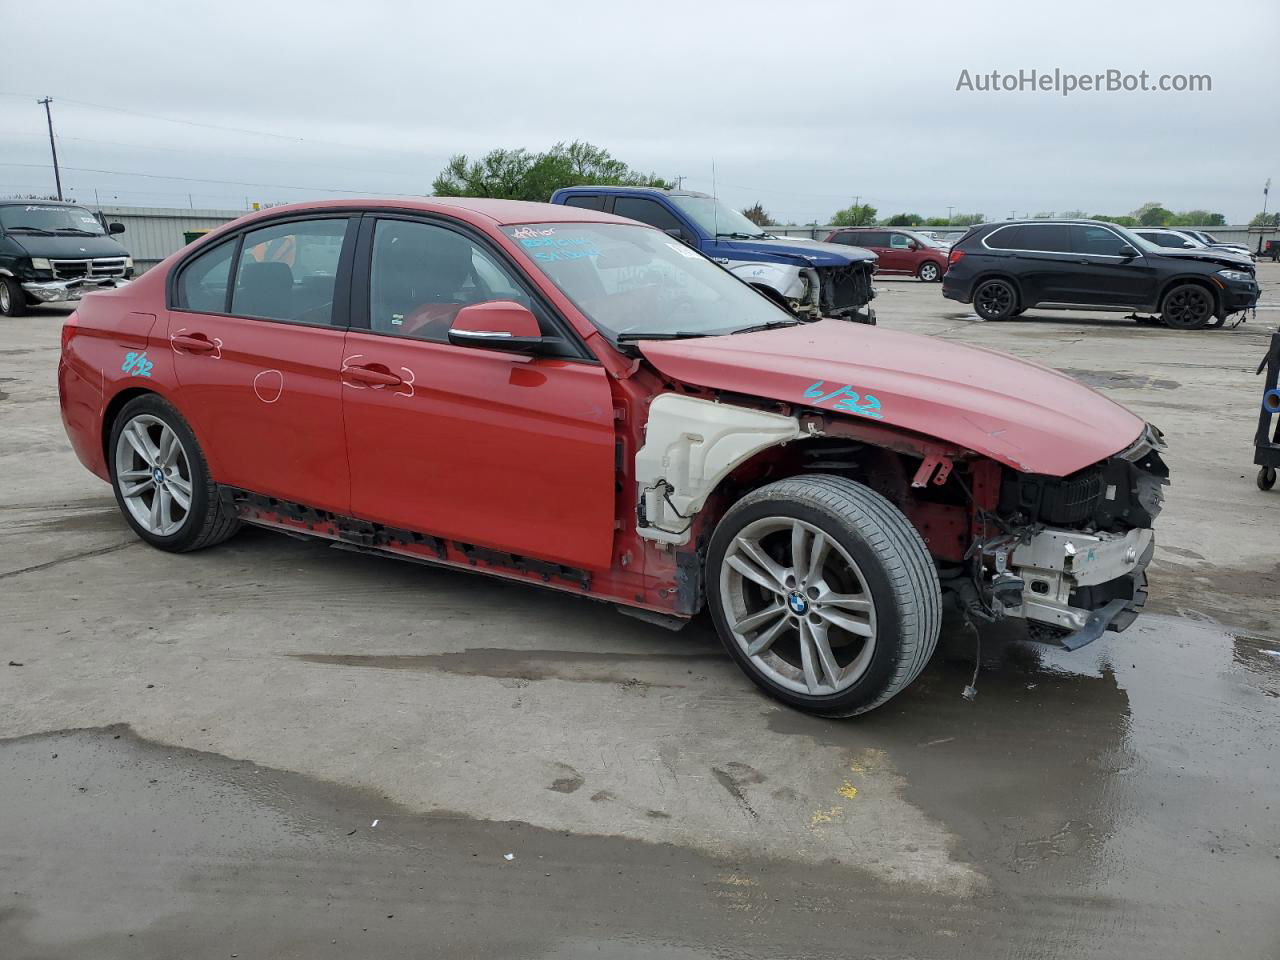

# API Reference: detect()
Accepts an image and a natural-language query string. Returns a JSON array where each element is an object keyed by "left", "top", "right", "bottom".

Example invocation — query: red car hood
[{"left": 638, "top": 320, "right": 1144, "bottom": 477}]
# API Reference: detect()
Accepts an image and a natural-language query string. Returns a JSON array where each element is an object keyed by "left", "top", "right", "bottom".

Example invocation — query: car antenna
[{"left": 711, "top": 158, "right": 719, "bottom": 238}]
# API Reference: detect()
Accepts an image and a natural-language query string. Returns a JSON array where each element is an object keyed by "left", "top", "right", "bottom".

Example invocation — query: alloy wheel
[
  {"left": 114, "top": 414, "right": 194, "bottom": 536},
  {"left": 0, "top": 284, "right": 10, "bottom": 312},
  {"left": 919, "top": 263, "right": 939, "bottom": 281},
  {"left": 975, "top": 281, "right": 1013, "bottom": 318},
  {"left": 1163, "top": 287, "right": 1211, "bottom": 328},
  {"left": 719, "top": 517, "right": 878, "bottom": 696}
]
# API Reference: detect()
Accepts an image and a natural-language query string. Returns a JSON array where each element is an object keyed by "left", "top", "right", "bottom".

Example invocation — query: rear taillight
[
  {"left": 60, "top": 311, "right": 78, "bottom": 352},
  {"left": 948, "top": 247, "right": 965, "bottom": 267}
]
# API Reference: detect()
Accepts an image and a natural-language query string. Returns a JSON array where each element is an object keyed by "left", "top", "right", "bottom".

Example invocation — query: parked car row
[
  {"left": 58, "top": 196, "right": 1168, "bottom": 717},
  {"left": 940, "top": 218, "right": 1260, "bottom": 329}
]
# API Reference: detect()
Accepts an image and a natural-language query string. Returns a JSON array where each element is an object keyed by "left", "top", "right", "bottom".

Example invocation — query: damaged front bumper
[
  {"left": 21, "top": 277, "right": 128, "bottom": 304},
  {"left": 1006, "top": 525, "right": 1154, "bottom": 648}
]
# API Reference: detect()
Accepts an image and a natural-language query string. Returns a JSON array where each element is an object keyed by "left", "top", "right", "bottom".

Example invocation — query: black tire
[
  {"left": 973, "top": 279, "right": 1017, "bottom": 321},
  {"left": 1259, "top": 466, "right": 1277, "bottom": 492},
  {"left": 108, "top": 393, "right": 240, "bottom": 552},
  {"left": 1161, "top": 283, "right": 1215, "bottom": 330},
  {"left": 706, "top": 475, "right": 941, "bottom": 717},
  {"left": 917, "top": 261, "right": 943, "bottom": 282},
  {"left": 0, "top": 277, "right": 29, "bottom": 317}
]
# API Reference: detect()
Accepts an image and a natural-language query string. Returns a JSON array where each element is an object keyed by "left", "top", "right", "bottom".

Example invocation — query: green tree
[
  {"left": 951, "top": 212, "right": 985, "bottom": 226},
  {"left": 1168, "top": 209, "right": 1225, "bottom": 226},
  {"left": 431, "top": 141, "right": 669, "bottom": 202},
  {"left": 741, "top": 202, "right": 776, "bottom": 227},
  {"left": 830, "top": 202, "right": 877, "bottom": 226},
  {"left": 883, "top": 212, "right": 924, "bottom": 226},
  {"left": 1060, "top": 210, "right": 1088, "bottom": 219},
  {"left": 1092, "top": 214, "right": 1138, "bottom": 226},
  {"left": 1133, "top": 202, "right": 1173, "bottom": 226},
  {"left": 1248, "top": 211, "right": 1280, "bottom": 227}
]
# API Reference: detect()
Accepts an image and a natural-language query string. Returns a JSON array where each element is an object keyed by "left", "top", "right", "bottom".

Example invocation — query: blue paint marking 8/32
[
  {"left": 804, "top": 381, "right": 883, "bottom": 420},
  {"left": 122, "top": 351, "right": 153, "bottom": 378}
]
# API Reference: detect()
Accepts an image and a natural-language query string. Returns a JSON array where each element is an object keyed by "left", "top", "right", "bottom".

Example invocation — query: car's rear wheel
[
  {"left": 973, "top": 279, "right": 1017, "bottom": 320},
  {"left": 109, "top": 394, "right": 239, "bottom": 552},
  {"left": 1161, "top": 284, "right": 1214, "bottom": 330},
  {"left": 0, "top": 277, "right": 29, "bottom": 317},
  {"left": 706, "top": 475, "right": 941, "bottom": 717},
  {"left": 917, "top": 261, "right": 942, "bottom": 282}
]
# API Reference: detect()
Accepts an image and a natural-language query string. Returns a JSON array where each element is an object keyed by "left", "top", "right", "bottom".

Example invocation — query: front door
[
  {"left": 340, "top": 215, "right": 616, "bottom": 571},
  {"left": 1061, "top": 224, "right": 1157, "bottom": 307},
  {"left": 167, "top": 216, "right": 355, "bottom": 514}
]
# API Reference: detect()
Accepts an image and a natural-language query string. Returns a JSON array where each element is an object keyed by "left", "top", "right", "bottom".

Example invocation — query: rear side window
[
  {"left": 890, "top": 233, "right": 914, "bottom": 249},
  {"left": 176, "top": 239, "right": 235, "bottom": 312},
  {"left": 612, "top": 197, "right": 683, "bottom": 234},
  {"left": 858, "top": 231, "right": 890, "bottom": 247},
  {"left": 562, "top": 195, "right": 606, "bottom": 211},
  {"left": 983, "top": 226, "right": 1025, "bottom": 250},
  {"left": 231, "top": 218, "right": 348, "bottom": 324},
  {"left": 1071, "top": 225, "right": 1129, "bottom": 257},
  {"left": 1019, "top": 224, "right": 1070, "bottom": 252}
]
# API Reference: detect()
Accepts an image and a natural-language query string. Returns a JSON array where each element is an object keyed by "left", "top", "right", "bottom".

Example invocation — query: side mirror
[
  {"left": 663, "top": 227, "right": 688, "bottom": 244},
  {"left": 108, "top": 222, "right": 126, "bottom": 235},
  {"left": 1119, "top": 244, "right": 1139, "bottom": 259},
  {"left": 907, "top": 240, "right": 919, "bottom": 251},
  {"left": 447, "top": 300, "right": 563, "bottom": 354}
]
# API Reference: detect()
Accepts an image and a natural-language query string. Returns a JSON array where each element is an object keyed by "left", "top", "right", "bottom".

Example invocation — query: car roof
[
  {"left": 217, "top": 196, "right": 637, "bottom": 228},
  {"left": 556, "top": 185, "right": 712, "bottom": 199}
]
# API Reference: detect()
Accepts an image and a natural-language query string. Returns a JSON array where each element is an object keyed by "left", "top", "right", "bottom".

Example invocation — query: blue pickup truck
[{"left": 550, "top": 186, "right": 878, "bottom": 324}]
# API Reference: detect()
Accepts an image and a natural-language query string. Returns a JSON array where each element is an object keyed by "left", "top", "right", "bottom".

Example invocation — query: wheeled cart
[{"left": 1256, "top": 330, "right": 1280, "bottom": 491}]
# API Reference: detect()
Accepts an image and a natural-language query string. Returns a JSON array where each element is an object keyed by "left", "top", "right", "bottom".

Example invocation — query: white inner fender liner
[{"left": 635, "top": 394, "right": 803, "bottom": 545}]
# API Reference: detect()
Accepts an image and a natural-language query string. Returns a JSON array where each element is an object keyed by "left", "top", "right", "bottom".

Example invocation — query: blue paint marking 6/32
[
  {"left": 122, "top": 351, "right": 153, "bottom": 378},
  {"left": 804, "top": 380, "right": 883, "bottom": 419}
]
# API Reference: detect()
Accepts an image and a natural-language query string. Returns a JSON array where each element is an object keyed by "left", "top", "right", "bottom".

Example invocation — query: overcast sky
[{"left": 1, "top": 0, "right": 1276, "bottom": 222}]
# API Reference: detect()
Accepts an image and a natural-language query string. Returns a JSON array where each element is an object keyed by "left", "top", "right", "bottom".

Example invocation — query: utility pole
[
  {"left": 946, "top": 205, "right": 954, "bottom": 222},
  {"left": 672, "top": 175, "right": 685, "bottom": 190},
  {"left": 38, "top": 97, "right": 63, "bottom": 201}
]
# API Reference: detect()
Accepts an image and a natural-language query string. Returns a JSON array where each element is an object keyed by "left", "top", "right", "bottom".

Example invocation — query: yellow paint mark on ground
[
  {"left": 809, "top": 805, "right": 844, "bottom": 827},
  {"left": 719, "top": 873, "right": 756, "bottom": 887},
  {"left": 837, "top": 780, "right": 859, "bottom": 800}
]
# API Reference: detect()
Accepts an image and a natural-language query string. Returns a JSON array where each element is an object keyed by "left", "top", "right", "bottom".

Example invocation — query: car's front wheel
[
  {"left": 917, "top": 261, "right": 942, "bottom": 282},
  {"left": 707, "top": 475, "right": 941, "bottom": 717},
  {"left": 109, "top": 394, "right": 239, "bottom": 552},
  {"left": 1161, "top": 283, "right": 1215, "bottom": 330},
  {"left": 973, "top": 278, "right": 1017, "bottom": 320},
  {"left": 0, "top": 277, "right": 29, "bottom": 317}
]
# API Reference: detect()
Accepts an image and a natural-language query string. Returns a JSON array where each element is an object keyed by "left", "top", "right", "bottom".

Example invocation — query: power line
[
  {"left": 0, "top": 161, "right": 423, "bottom": 198},
  {"left": 0, "top": 90, "right": 445, "bottom": 160},
  {"left": 5, "top": 130, "right": 431, "bottom": 183}
]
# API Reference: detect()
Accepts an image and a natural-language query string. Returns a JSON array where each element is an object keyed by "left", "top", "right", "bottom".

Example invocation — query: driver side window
[{"left": 369, "top": 219, "right": 531, "bottom": 342}]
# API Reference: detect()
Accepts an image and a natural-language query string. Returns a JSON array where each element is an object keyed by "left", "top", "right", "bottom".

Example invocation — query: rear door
[
  {"left": 855, "top": 231, "right": 892, "bottom": 271},
  {"left": 989, "top": 223, "right": 1074, "bottom": 304},
  {"left": 167, "top": 216, "right": 356, "bottom": 513},
  {"left": 339, "top": 214, "right": 616, "bottom": 571}
]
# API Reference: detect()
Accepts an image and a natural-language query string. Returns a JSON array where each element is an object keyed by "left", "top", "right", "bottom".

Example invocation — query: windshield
[
  {"left": 666, "top": 195, "right": 768, "bottom": 239},
  {"left": 0, "top": 204, "right": 106, "bottom": 235},
  {"left": 504, "top": 222, "right": 796, "bottom": 339}
]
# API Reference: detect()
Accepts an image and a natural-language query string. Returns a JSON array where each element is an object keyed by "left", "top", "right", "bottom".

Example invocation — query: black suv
[
  {"left": 0, "top": 201, "right": 133, "bottom": 316},
  {"left": 941, "top": 219, "right": 1259, "bottom": 330}
]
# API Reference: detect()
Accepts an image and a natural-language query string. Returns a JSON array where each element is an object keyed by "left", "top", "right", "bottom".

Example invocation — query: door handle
[
  {"left": 172, "top": 334, "right": 217, "bottom": 353},
  {"left": 345, "top": 364, "right": 403, "bottom": 387}
]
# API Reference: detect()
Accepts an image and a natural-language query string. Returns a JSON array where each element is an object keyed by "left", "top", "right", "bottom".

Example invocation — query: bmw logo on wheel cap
[{"left": 787, "top": 592, "right": 808, "bottom": 615}]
